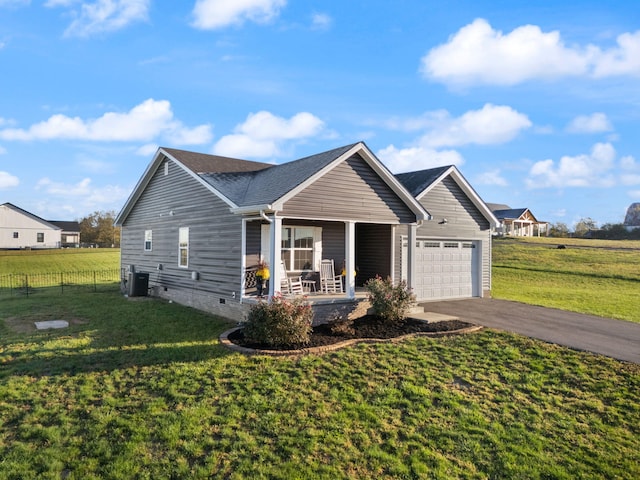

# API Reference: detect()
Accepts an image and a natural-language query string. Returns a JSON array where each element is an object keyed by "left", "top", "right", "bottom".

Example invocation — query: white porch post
[
  {"left": 345, "top": 221, "right": 356, "bottom": 299},
  {"left": 268, "top": 216, "right": 282, "bottom": 298},
  {"left": 407, "top": 224, "right": 417, "bottom": 291}
]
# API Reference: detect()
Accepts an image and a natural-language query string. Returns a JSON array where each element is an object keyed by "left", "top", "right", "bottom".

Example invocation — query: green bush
[
  {"left": 243, "top": 294, "right": 313, "bottom": 347},
  {"left": 365, "top": 275, "right": 416, "bottom": 324}
]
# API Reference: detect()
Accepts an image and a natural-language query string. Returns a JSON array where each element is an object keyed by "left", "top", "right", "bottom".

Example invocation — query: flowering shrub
[
  {"left": 364, "top": 275, "right": 416, "bottom": 324},
  {"left": 243, "top": 294, "right": 313, "bottom": 347}
]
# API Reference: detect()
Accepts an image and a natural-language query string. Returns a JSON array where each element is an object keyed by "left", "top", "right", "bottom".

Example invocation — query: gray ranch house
[{"left": 115, "top": 142, "right": 498, "bottom": 322}]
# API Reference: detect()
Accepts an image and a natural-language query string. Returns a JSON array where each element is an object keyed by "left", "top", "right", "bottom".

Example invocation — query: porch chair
[
  {"left": 319, "top": 259, "right": 343, "bottom": 294},
  {"left": 279, "top": 261, "right": 304, "bottom": 296}
]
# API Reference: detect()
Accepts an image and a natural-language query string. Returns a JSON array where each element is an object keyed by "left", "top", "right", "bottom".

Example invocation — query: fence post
[
  {"left": 25, "top": 274, "right": 29, "bottom": 297},
  {"left": 94, "top": 271, "right": 97, "bottom": 292},
  {"left": 61, "top": 272, "right": 64, "bottom": 294}
]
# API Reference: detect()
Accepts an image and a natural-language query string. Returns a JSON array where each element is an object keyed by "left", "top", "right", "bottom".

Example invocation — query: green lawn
[
  {"left": 1, "top": 291, "right": 639, "bottom": 479},
  {"left": 0, "top": 244, "right": 639, "bottom": 478},
  {"left": 0, "top": 248, "right": 119, "bottom": 273},
  {"left": 492, "top": 238, "right": 640, "bottom": 323}
]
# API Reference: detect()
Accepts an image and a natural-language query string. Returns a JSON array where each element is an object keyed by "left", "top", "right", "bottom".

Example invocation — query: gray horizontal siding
[
  {"left": 281, "top": 154, "right": 416, "bottom": 224},
  {"left": 393, "top": 177, "right": 492, "bottom": 293},
  {"left": 121, "top": 158, "right": 243, "bottom": 300}
]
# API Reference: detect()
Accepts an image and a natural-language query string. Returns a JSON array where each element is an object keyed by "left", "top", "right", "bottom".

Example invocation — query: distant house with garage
[
  {"left": 0, "top": 202, "right": 62, "bottom": 249},
  {"left": 115, "top": 142, "right": 499, "bottom": 322},
  {"left": 487, "top": 203, "right": 548, "bottom": 237},
  {"left": 49, "top": 221, "right": 81, "bottom": 248}
]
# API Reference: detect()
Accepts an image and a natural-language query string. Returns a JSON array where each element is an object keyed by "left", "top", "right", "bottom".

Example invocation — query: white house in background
[
  {"left": 487, "top": 203, "right": 548, "bottom": 237},
  {"left": 0, "top": 202, "right": 62, "bottom": 249}
]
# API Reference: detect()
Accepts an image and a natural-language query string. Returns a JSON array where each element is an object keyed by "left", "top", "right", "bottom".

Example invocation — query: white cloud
[
  {"left": 526, "top": 142, "right": 617, "bottom": 188},
  {"left": 566, "top": 113, "right": 613, "bottom": 133},
  {"left": 376, "top": 145, "right": 464, "bottom": 174},
  {"left": 311, "top": 12, "right": 332, "bottom": 30},
  {"left": 50, "top": 0, "right": 150, "bottom": 38},
  {"left": 592, "top": 31, "right": 640, "bottom": 77},
  {"left": 0, "top": 145, "right": 6, "bottom": 154},
  {"left": 36, "top": 177, "right": 129, "bottom": 209},
  {"left": 192, "top": 0, "right": 286, "bottom": 30},
  {"left": 629, "top": 190, "right": 640, "bottom": 199},
  {"left": 136, "top": 143, "right": 159, "bottom": 156},
  {"left": 421, "top": 18, "right": 640, "bottom": 87},
  {"left": 0, "top": 171, "right": 19, "bottom": 188},
  {"left": 475, "top": 169, "right": 509, "bottom": 187},
  {"left": 419, "top": 104, "right": 531, "bottom": 148},
  {"left": 213, "top": 111, "right": 324, "bottom": 158},
  {"left": 621, "top": 174, "right": 640, "bottom": 186},
  {"left": 0, "top": 99, "right": 213, "bottom": 145}
]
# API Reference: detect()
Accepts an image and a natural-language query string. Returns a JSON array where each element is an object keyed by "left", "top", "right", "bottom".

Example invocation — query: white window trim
[
  {"left": 144, "top": 230, "right": 152, "bottom": 251},
  {"left": 261, "top": 224, "right": 322, "bottom": 272},
  {"left": 178, "top": 227, "right": 189, "bottom": 268}
]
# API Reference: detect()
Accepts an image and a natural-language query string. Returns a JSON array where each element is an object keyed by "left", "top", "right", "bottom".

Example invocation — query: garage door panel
[{"left": 403, "top": 239, "right": 478, "bottom": 301}]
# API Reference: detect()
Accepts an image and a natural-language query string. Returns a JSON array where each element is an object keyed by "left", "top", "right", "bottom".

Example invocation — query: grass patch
[
  {"left": 1, "top": 291, "right": 639, "bottom": 479},
  {"left": 493, "top": 238, "right": 640, "bottom": 323},
  {"left": 0, "top": 248, "right": 119, "bottom": 274}
]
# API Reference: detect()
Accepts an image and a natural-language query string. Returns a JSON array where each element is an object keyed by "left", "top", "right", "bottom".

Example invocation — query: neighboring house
[
  {"left": 0, "top": 202, "right": 62, "bottom": 249},
  {"left": 115, "top": 142, "right": 498, "bottom": 322},
  {"left": 49, "top": 221, "right": 81, "bottom": 247},
  {"left": 487, "top": 203, "right": 548, "bottom": 237}
]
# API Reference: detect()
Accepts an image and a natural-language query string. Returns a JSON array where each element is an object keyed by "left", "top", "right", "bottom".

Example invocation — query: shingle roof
[
  {"left": 492, "top": 208, "right": 529, "bottom": 220},
  {"left": 171, "top": 143, "right": 359, "bottom": 207},
  {"left": 162, "top": 147, "right": 271, "bottom": 174},
  {"left": 394, "top": 166, "right": 451, "bottom": 197},
  {"left": 48, "top": 221, "right": 80, "bottom": 232}
]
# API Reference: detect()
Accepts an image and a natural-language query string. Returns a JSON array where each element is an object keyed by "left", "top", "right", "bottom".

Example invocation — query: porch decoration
[{"left": 255, "top": 260, "right": 270, "bottom": 297}]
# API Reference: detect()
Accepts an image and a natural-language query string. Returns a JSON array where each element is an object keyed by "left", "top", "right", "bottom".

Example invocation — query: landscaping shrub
[
  {"left": 243, "top": 294, "right": 313, "bottom": 347},
  {"left": 365, "top": 275, "right": 416, "bottom": 324}
]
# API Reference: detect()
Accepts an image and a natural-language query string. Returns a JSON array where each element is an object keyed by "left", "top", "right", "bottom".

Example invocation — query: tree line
[
  {"left": 548, "top": 218, "right": 640, "bottom": 240},
  {"left": 79, "top": 211, "right": 120, "bottom": 248}
]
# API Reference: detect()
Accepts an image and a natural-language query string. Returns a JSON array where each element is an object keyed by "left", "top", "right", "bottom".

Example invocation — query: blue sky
[{"left": 1, "top": 0, "right": 639, "bottom": 227}]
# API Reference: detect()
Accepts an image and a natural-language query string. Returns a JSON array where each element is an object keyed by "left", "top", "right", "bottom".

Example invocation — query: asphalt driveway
[{"left": 421, "top": 298, "right": 640, "bottom": 364}]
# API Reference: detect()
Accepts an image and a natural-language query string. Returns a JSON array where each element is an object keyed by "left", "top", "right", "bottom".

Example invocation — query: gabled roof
[
  {"left": 201, "top": 143, "right": 359, "bottom": 207},
  {"left": 115, "top": 142, "right": 429, "bottom": 225},
  {"left": 395, "top": 166, "right": 499, "bottom": 227},
  {"left": 1, "top": 202, "right": 61, "bottom": 230},
  {"left": 492, "top": 208, "right": 530, "bottom": 221}
]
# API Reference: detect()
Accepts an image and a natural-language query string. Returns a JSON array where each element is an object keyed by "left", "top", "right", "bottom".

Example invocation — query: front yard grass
[
  {"left": 1, "top": 291, "right": 638, "bottom": 479},
  {"left": 492, "top": 238, "right": 640, "bottom": 323}
]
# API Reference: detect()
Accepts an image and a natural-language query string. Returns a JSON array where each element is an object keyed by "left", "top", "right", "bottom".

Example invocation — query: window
[
  {"left": 13, "top": 232, "right": 18, "bottom": 239},
  {"left": 261, "top": 225, "right": 321, "bottom": 272},
  {"left": 37, "top": 233, "right": 44, "bottom": 243},
  {"left": 281, "top": 227, "right": 314, "bottom": 271},
  {"left": 178, "top": 227, "right": 189, "bottom": 268},
  {"left": 144, "top": 230, "right": 152, "bottom": 251}
]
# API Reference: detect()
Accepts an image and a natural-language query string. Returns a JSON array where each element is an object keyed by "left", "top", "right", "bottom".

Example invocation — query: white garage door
[{"left": 402, "top": 239, "right": 478, "bottom": 301}]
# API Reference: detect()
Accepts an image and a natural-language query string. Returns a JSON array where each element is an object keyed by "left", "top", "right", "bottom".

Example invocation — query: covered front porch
[{"left": 240, "top": 217, "right": 403, "bottom": 302}]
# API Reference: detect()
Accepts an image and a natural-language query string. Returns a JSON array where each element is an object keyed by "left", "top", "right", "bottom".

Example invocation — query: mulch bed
[{"left": 227, "top": 315, "right": 475, "bottom": 351}]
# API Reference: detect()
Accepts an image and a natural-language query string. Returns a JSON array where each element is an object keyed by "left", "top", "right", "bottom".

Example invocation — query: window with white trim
[
  {"left": 37, "top": 232, "right": 44, "bottom": 243},
  {"left": 261, "top": 225, "right": 322, "bottom": 272},
  {"left": 144, "top": 230, "right": 152, "bottom": 251},
  {"left": 282, "top": 227, "right": 314, "bottom": 271},
  {"left": 178, "top": 227, "right": 189, "bottom": 268}
]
